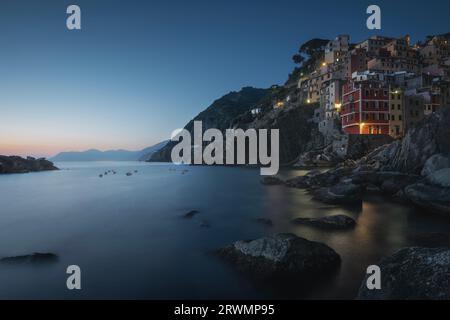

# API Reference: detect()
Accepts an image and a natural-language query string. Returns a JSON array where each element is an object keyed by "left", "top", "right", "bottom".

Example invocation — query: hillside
[
  {"left": 51, "top": 140, "right": 168, "bottom": 162},
  {"left": 150, "top": 87, "right": 271, "bottom": 161}
]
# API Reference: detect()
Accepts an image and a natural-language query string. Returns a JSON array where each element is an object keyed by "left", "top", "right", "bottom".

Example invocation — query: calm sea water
[{"left": 1, "top": 161, "right": 450, "bottom": 299}]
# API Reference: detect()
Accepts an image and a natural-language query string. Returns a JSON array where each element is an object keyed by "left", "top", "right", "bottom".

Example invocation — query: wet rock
[
  {"left": 426, "top": 168, "right": 450, "bottom": 188},
  {"left": 312, "top": 182, "right": 365, "bottom": 205},
  {"left": 254, "top": 218, "right": 273, "bottom": 226},
  {"left": 357, "top": 247, "right": 450, "bottom": 299},
  {"left": 200, "top": 220, "right": 211, "bottom": 228},
  {"left": 404, "top": 183, "right": 450, "bottom": 215},
  {"left": 0, "top": 253, "right": 58, "bottom": 264},
  {"left": 99, "top": 174, "right": 103, "bottom": 178},
  {"left": 421, "top": 154, "right": 450, "bottom": 177},
  {"left": 261, "top": 176, "right": 284, "bottom": 186},
  {"left": 409, "top": 232, "right": 450, "bottom": 248},
  {"left": 126, "top": 172, "right": 132, "bottom": 176},
  {"left": 216, "top": 233, "right": 340, "bottom": 280},
  {"left": 183, "top": 210, "right": 199, "bottom": 218},
  {"left": 292, "top": 214, "right": 356, "bottom": 230}
]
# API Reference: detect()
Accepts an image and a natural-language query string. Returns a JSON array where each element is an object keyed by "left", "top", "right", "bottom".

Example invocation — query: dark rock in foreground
[
  {"left": 183, "top": 210, "right": 199, "bottom": 218},
  {"left": 292, "top": 214, "right": 356, "bottom": 230},
  {"left": 0, "top": 156, "right": 58, "bottom": 174},
  {"left": 0, "top": 253, "right": 58, "bottom": 264},
  {"left": 357, "top": 247, "right": 450, "bottom": 300},
  {"left": 404, "top": 183, "right": 450, "bottom": 215},
  {"left": 216, "top": 233, "right": 340, "bottom": 280}
]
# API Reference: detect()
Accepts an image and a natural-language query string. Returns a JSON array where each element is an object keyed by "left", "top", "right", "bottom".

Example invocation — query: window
[
  {"left": 398, "top": 104, "right": 401, "bottom": 110},
  {"left": 391, "top": 115, "right": 395, "bottom": 120}
]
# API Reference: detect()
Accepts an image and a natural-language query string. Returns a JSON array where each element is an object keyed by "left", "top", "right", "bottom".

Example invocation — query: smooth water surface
[{"left": 1, "top": 162, "right": 449, "bottom": 299}]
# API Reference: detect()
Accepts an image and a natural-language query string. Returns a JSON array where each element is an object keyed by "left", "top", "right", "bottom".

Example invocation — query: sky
[{"left": 1, "top": 0, "right": 449, "bottom": 157}]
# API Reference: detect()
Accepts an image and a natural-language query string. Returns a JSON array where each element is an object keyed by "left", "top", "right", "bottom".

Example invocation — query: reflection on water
[{"left": 0, "top": 163, "right": 449, "bottom": 299}]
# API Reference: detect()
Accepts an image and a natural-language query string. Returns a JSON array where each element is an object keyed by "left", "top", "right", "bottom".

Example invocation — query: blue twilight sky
[{"left": 1, "top": 0, "right": 449, "bottom": 157}]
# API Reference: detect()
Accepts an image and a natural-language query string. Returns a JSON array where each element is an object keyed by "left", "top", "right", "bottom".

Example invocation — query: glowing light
[
  {"left": 322, "top": 62, "right": 327, "bottom": 67},
  {"left": 306, "top": 99, "right": 311, "bottom": 104}
]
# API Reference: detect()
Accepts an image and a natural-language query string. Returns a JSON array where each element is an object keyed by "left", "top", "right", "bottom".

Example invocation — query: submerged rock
[
  {"left": 200, "top": 220, "right": 211, "bottom": 228},
  {"left": 292, "top": 214, "right": 356, "bottom": 230},
  {"left": 183, "top": 210, "right": 199, "bottom": 218},
  {"left": 0, "top": 253, "right": 58, "bottom": 264},
  {"left": 357, "top": 247, "right": 450, "bottom": 300},
  {"left": 216, "top": 233, "right": 340, "bottom": 280},
  {"left": 254, "top": 218, "right": 274, "bottom": 226},
  {"left": 312, "top": 182, "right": 365, "bottom": 205},
  {"left": 126, "top": 172, "right": 132, "bottom": 176},
  {"left": 261, "top": 176, "right": 284, "bottom": 186}
]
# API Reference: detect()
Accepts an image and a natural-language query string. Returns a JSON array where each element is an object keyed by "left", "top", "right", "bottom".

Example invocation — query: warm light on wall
[{"left": 359, "top": 122, "right": 365, "bottom": 134}]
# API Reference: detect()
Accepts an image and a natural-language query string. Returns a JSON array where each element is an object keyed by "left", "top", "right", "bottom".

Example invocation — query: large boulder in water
[
  {"left": 421, "top": 154, "right": 450, "bottom": 177},
  {"left": 292, "top": 214, "right": 356, "bottom": 230},
  {"left": 216, "top": 233, "right": 340, "bottom": 280},
  {"left": 312, "top": 182, "right": 365, "bottom": 204},
  {"left": 357, "top": 247, "right": 450, "bottom": 300},
  {"left": 404, "top": 183, "right": 450, "bottom": 215}
]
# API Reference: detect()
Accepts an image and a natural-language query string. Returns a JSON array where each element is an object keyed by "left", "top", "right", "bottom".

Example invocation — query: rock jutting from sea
[
  {"left": 278, "top": 106, "right": 450, "bottom": 216},
  {"left": 0, "top": 156, "right": 59, "bottom": 174},
  {"left": 216, "top": 233, "right": 340, "bottom": 281}
]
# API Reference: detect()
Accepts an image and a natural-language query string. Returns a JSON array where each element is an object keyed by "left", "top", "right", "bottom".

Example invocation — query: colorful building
[{"left": 341, "top": 80, "right": 390, "bottom": 135}]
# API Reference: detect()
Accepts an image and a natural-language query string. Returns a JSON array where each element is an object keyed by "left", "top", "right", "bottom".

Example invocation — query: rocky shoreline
[
  {"left": 253, "top": 107, "right": 450, "bottom": 299},
  {"left": 0, "top": 156, "right": 58, "bottom": 174},
  {"left": 264, "top": 107, "right": 450, "bottom": 216}
]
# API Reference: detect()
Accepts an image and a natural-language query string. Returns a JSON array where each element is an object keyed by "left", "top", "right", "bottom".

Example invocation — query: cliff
[{"left": 150, "top": 87, "right": 271, "bottom": 162}]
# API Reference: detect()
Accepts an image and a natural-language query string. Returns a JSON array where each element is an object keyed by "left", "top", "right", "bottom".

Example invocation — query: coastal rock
[
  {"left": 357, "top": 247, "right": 450, "bottom": 300},
  {"left": 292, "top": 214, "right": 356, "bottom": 230},
  {"left": 421, "top": 154, "right": 450, "bottom": 177},
  {"left": 404, "top": 183, "right": 450, "bottom": 215},
  {"left": 200, "top": 220, "right": 211, "bottom": 228},
  {"left": 0, "top": 156, "right": 58, "bottom": 174},
  {"left": 183, "top": 210, "right": 199, "bottom": 218},
  {"left": 216, "top": 233, "right": 340, "bottom": 279},
  {"left": 312, "top": 182, "right": 365, "bottom": 204},
  {"left": 384, "top": 107, "right": 450, "bottom": 174},
  {"left": 0, "top": 253, "right": 58, "bottom": 264},
  {"left": 261, "top": 176, "right": 284, "bottom": 186},
  {"left": 426, "top": 168, "right": 450, "bottom": 188}
]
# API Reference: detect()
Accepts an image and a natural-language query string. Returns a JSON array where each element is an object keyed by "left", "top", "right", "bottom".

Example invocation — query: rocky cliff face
[
  {"left": 150, "top": 86, "right": 270, "bottom": 162},
  {"left": 0, "top": 156, "right": 58, "bottom": 174},
  {"left": 382, "top": 107, "right": 450, "bottom": 174}
]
